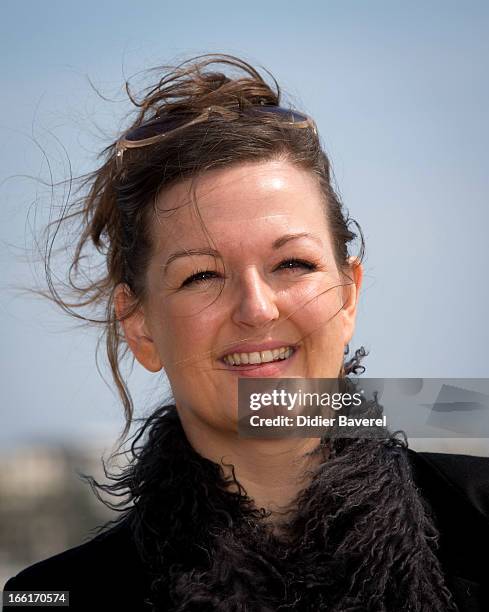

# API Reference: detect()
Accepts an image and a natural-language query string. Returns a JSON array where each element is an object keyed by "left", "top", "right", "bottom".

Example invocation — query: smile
[{"left": 222, "top": 345, "right": 296, "bottom": 366}]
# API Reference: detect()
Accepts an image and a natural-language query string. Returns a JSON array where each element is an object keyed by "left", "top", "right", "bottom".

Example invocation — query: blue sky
[{"left": 1, "top": 1, "right": 488, "bottom": 448}]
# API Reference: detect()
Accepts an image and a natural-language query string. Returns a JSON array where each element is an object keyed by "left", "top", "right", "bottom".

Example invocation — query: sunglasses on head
[{"left": 115, "top": 104, "right": 317, "bottom": 169}]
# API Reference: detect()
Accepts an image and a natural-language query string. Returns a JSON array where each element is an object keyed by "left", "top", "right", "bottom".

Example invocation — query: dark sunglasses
[{"left": 115, "top": 104, "right": 317, "bottom": 168}]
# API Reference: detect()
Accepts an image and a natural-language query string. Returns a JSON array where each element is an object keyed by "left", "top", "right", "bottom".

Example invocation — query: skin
[{"left": 115, "top": 158, "right": 363, "bottom": 517}]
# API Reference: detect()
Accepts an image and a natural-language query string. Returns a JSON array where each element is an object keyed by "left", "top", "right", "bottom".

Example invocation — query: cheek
[
  {"left": 159, "top": 300, "right": 223, "bottom": 361},
  {"left": 284, "top": 275, "right": 344, "bottom": 331}
]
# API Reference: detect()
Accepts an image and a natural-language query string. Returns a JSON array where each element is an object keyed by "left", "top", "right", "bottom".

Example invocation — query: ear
[
  {"left": 340, "top": 257, "right": 363, "bottom": 345},
  {"left": 114, "top": 283, "right": 163, "bottom": 373}
]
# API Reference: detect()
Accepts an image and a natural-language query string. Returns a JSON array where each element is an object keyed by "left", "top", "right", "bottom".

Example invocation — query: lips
[
  {"left": 219, "top": 345, "right": 299, "bottom": 377},
  {"left": 218, "top": 340, "right": 299, "bottom": 361}
]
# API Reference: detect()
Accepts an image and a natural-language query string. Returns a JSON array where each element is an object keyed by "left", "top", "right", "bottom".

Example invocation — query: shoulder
[
  {"left": 3, "top": 516, "right": 151, "bottom": 610},
  {"left": 406, "top": 448, "right": 489, "bottom": 518},
  {"left": 405, "top": 448, "right": 489, "bottom": 608}
]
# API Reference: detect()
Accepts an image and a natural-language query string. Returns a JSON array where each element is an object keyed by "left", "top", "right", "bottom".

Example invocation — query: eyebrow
[{"left": 164, "top": 232, "right": 323, "bottom": 272}]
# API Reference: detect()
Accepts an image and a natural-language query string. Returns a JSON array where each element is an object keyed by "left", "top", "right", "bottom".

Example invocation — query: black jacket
[{"left": 3, "top": 448, "right": 489, "bottom": 611}]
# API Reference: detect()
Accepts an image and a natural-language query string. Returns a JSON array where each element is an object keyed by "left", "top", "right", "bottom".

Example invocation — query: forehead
[{"left": 151, "top": 159, "right": 329, "bottom": 250}]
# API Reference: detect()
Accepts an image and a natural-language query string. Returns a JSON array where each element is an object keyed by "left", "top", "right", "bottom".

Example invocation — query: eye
[
  {"left": 181, "top": 259, "right": 318, "bottom": 288},
  {"left": 276, "top": 258, "right": 318, "bottom": 272},
  {"left": 181, "top": 269, "right": 220, "bottom": 288}
]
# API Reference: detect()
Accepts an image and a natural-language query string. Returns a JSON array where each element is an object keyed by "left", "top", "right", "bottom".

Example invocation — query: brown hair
[{"left": 36, "top": 53, "right": 366, "bottom": 440}]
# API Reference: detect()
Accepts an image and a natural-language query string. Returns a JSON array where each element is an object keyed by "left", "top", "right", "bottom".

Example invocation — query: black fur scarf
[{"left": 92, "top": 400, "right": 460, "bottom": 612}]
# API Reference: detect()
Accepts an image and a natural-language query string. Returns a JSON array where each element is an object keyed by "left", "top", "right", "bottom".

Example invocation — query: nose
[{"left": 231, "top": 268, "right": 280, "bottom": 328}]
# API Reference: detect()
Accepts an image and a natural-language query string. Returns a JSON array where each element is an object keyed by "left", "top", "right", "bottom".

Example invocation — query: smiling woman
[
  {"left": 116, "top": 159, "right": 362, "bottom": 449},
  {"left": 3, "top": 53, "right": 488, "bottom": 611}
]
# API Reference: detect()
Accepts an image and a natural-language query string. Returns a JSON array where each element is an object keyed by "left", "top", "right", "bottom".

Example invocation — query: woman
[{"left": 3, "top": 54, "right": 488, "bottom": 611}]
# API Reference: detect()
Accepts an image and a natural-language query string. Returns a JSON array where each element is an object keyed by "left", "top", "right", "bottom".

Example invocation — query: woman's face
[{"left": 119, "top": 159, "right": 362, "bottom": 432}]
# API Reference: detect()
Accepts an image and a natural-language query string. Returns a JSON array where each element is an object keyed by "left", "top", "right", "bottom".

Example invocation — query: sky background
[{"left": 1, "top": 1, "right": 488, "bottom": 453}]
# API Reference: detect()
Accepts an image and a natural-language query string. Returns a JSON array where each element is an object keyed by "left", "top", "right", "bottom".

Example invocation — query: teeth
[
  {"left": 249, "top": 352, "right": 261, "bottom": 365},
  {"left": 223, "top": 346, "right": 294, "bottom": 366}
]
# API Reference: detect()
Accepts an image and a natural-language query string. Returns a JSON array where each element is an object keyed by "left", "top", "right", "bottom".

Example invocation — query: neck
[{"left": 177, "top": 408, "right": 327, "bottom": 519}]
